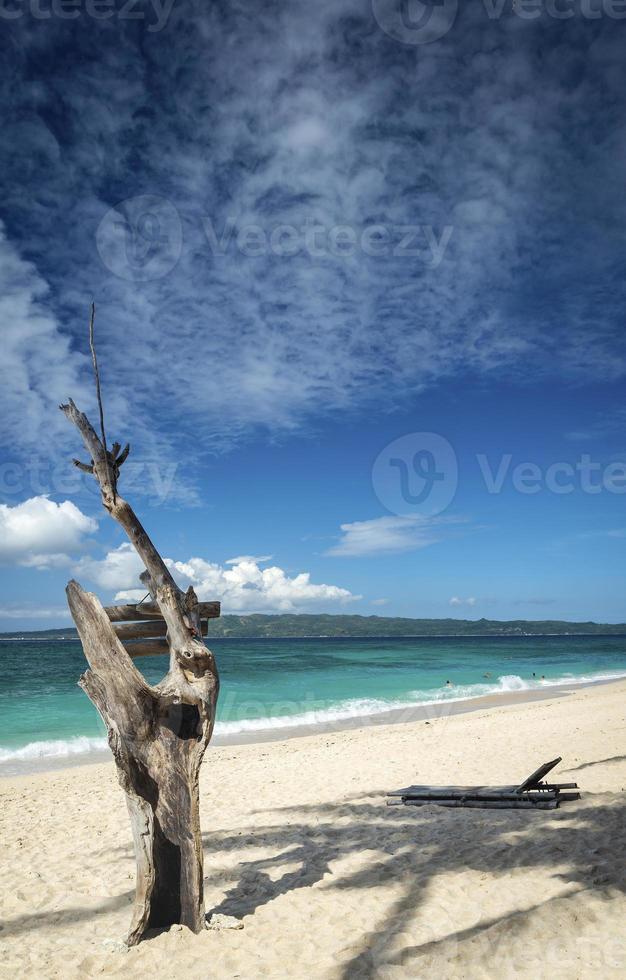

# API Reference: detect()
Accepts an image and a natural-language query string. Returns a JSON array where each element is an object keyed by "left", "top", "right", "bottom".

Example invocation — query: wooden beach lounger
[{"left": 387, "top": 757, "right": 580, "bottom": 810}]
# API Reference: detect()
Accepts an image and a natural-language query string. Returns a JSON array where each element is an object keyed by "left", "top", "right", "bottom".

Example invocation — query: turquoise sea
[{"left": 1, "top": 633, "right": 626, "bottom": 774}]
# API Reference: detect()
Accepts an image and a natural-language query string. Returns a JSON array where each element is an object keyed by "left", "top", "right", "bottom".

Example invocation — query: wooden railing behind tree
[{"left": 105, "top": 602, "right": 220, "bottom": 658}]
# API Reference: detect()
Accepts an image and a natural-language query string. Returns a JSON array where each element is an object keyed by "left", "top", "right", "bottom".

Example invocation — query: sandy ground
[{"left": 1, "top": 680, "right": 625, "bottom": 980}]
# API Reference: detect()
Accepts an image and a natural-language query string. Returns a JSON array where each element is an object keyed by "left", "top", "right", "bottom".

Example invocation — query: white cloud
[
  {"left": 0, "top": 606, "right": 71, "bottom": 621},
  {"left": 74, "top": 547, "right": 359, "bottom": 613},
  {"left": 371, "top": 598, "right": 389, "bottom": 606},
  {"left": 0, "top": 223, "right": 200, "bottom": 506},
  {"left": 2, "top": 7, "right": 625, "bottom": 489},
  {"left": 224, "top": 554, "right": 274, "bottom": 565},
  {"left": 74, "top": 542, "right": 144, "bottom": 591},
  {"left": 0, "top": 224, "right": 92, "bottom": 453},
  {"left": 449, "top": 596, "right": 477, "bottom": 607},
  {"left": 284, "top": 117, "right": 329, "bottom": 151},
  {"left": 0, "top": 496, "right": 97, "bottom": 568},
  {"left": 327, "top": 514, "right": 458, "bottom": 557}
]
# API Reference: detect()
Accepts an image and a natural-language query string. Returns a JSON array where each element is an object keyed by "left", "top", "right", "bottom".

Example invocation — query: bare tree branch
[
  {"left": 59, "top": 313, "right": 220, "bottom": 943},
  {"left": 88, "top": 303, "right": 115, "bottom": 502}
]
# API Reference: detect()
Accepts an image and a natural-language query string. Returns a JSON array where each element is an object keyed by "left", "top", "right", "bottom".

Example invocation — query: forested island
[{"left": 4, "top": 614, "right": 626, "bottom": 640}]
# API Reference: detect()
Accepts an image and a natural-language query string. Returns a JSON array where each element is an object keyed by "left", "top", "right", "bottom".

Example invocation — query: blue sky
[{"left": 0, "top": 0, "right": 625, "bottom": 628}]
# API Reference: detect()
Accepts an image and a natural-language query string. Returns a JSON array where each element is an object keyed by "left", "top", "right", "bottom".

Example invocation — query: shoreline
[
  {"left": 1, "top": 678, "right": 625, "bottom": 977},
  {"left": 2, "top": 672, "right": 624, "bottom": 780},
  {"left": 3, "top": 631, "right": 626, "bottom": 641}
]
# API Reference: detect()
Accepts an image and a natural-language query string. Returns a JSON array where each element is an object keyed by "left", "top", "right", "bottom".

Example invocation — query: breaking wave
[
  {"left": 0, "top": 736, "right": 108, "bottom": 764},
  {"left": 1, "top": 668, "right": 625, "bottom": 767}
]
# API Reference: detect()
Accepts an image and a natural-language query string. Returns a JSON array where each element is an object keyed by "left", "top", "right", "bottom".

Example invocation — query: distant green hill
[
  {"left": 203, "top": 614, "right": 626, "bottom": 638},
  {"left": 4, "top": 614, "right": 624, "bottom": 640}
]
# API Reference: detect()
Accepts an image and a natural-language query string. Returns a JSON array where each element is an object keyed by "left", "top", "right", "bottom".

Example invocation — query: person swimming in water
[{"left": 445, "top": 679, "right": 453, "bottom": 687}]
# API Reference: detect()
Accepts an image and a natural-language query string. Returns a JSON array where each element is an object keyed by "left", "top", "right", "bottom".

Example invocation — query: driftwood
[
  {"left": 121, "top": 638, "right": 198, "bottom": 658},
  {"left": 105, "top": 601, "right": 220, "bottom": 622},
  {"left": 113, "top": 620, "right": 209, "bottom": 641},
  {"left": 61, "top": 393, "right": 220, "bottom": 945}
]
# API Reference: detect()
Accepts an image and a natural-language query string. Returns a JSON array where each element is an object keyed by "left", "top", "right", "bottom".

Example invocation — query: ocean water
[{"left": 1, "top": 633, "right": 626, "bottom": 774}]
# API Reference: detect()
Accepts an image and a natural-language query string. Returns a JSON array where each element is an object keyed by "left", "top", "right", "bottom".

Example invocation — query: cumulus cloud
[
  {"left": 74, "top": 542, "right": 144, "bottom": 591},
  {"left": 449, "top": 596, "right": 477, "bottom": 607},
  {"left": 74, "top": 546, "right": 359, "bottom": 613},
  {"left": 0, "top": 496, "right": 97, "bottom": 568},
  {"left": 327, "top": 514, "right": 463, "bottom": 557}
]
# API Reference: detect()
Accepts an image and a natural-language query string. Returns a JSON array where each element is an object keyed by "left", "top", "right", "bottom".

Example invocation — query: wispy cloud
[
  {"left": 565, "top": 408, "right": 626, "bottom": 442},
  {"left": 578, "top": 528, "right": 626, "bottom": 540},
  {"left": 224, "top": 554, "right": 274, "bottom": 566},
  {"left": 1, "top": 6, "right": 625, "bottom": 489},
  {"left": 0, "top": 606, "right": 72, "bottom": 622},
  {"left": 449, "top": 596, "right": 477, "bottom": 607},
  {"left": 511, "top": 597, "right": 556, "bottom": 606},
  {"left": 0, "top": 224, "right": 92, "bottom": 455},
  {"left": 327, "top": 514, "right": 466, "bottom": 557}
]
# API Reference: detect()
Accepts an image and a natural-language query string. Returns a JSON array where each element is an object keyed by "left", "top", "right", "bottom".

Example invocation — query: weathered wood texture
[
  {"left": 121, "top": 637, "right": 210, "bottom": 658},
  {"left": 114, "top": 620, "right": 209, "bottom": 641},
  {"left": 61, "top": 397, "right": 219, "bottom": 945},
  {"left": 105, "top": 601, "right": 220, "bottom": 622},
  {"left": 400, "top": 798, "right": 559, "bottom": 810},
  {"left": 388, "top": 790, "right": 558, "bottom": 802}
]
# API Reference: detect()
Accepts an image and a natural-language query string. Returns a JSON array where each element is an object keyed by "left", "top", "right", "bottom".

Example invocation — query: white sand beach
[{"left": 1, "top": 679, "right": 625, "bottom": 979}]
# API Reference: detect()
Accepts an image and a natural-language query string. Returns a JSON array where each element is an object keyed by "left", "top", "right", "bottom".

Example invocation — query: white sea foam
[
  {"left": 212, "top": 668, "right": 626, "bottom": 736},
  {"left": 0, "top": 736, "right": 108, "bottom": 763},
  {"left": 1, "top": 668, "right": 625, "bottom": 766},
  {"left": 213, "top": 697, "right": 404, "bottom": 736}
]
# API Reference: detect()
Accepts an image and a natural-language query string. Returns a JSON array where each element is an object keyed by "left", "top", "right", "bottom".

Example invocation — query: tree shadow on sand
[
  {"left": 562, "top": 755, "right": 626, "bottom": 772},
  {"left": 203, "top": 790, "right": 626, "bottom": 978},
  {"left": 0, "top": 891, "right": 134, "bottom": 940}
]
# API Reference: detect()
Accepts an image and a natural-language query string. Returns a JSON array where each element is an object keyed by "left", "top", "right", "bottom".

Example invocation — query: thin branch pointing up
[{"left": 88, "top": 302, "right": 115, "bottom": 500}]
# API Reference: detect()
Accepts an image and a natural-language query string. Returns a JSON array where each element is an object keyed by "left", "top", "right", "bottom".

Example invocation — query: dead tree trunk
[{"left": 60, "top": 398, "right": 219, "bottom": 945}]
